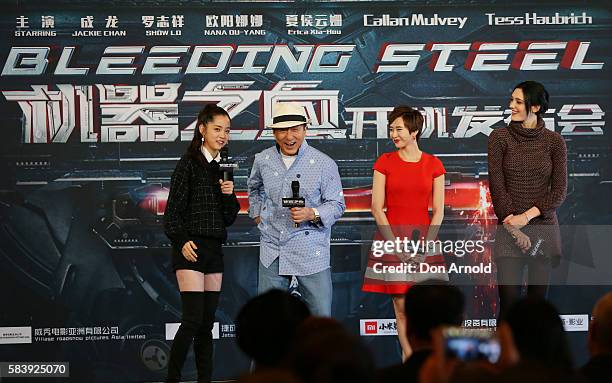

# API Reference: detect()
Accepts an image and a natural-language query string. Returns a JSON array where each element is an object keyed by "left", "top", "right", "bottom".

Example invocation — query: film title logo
[
  {"left": 1, "top": 42, "right": 602, "bottom": 76},
  {"left": 1, "top": 81, "right": 605, "bottom": 143}
]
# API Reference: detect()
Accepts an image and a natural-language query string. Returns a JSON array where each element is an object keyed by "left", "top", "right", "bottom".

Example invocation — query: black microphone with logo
[
  {"left": 282, "top": 180, "right": 306, "bottom": 228},
  {"left": 527, "top": 237, "right": 546, "bottom": 258},
  {"left": 409, "top": 229, "right": 422, "bottom": 262},
  {"left": 218, "top": 146, "right": 239, "bottom": 182}
]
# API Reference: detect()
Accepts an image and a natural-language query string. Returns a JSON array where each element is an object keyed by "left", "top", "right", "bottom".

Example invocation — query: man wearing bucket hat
[{"left": 247, "top": 102, "right": 346, "bottom": 316}]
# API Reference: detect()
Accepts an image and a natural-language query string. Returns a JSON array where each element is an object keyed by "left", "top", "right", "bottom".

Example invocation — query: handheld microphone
[
  {"left": 411, "top": 229, "right": 422, "bottom": 258},
  {"left": 218, "top": 146, "right": 238, "bottom": 182},
  {"left": 292, "top": 180, "right": 300, "bottom": 199},
  {"left": 282, "top": 180, "right": 306, "bottom": 228}
]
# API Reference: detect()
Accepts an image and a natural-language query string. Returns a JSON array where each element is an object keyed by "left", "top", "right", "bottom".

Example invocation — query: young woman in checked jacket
[
  {"left": 163, "top": 104, "right": 240, "bottom": 383},
  {"left": 488, "top": 81, "right": 567, "bottom": 320}
]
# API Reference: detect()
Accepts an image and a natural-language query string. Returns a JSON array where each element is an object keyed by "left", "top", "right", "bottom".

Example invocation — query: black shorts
[{"left": 172, "top": 237, "right": 224, "bottom": 274}]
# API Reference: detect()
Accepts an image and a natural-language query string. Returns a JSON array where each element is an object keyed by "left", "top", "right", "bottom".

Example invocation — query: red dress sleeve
[
  {"left": 431, "top": 155, "right": 446, "bottom": 178},
  {"left": 373, "top": 153, "right": 391, "bottom": 175}
]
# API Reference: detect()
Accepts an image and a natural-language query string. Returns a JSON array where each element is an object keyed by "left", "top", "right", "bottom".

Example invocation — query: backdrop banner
[{"left": 1, "top": 1, "right": 610, "bottom": 382}]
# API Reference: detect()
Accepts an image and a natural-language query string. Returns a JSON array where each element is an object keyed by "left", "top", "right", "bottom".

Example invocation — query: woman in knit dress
[
  {"left": 164, "top": 104, "right": 240, "bottom": 383},
  {"left": 362, "top": 106, "right": 447, "bottom": 359},
  {"left": 488, "top": 81, "right": 567, "bottom": 320}
]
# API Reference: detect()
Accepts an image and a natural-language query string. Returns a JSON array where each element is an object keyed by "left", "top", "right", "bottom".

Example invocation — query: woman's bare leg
[
  {"left": 176, "top": 269, "right": 205, "bottom": 292},
  {"left": 203, "top": 273, "right": 222, "bottom": 292},
  {"left": 392, "top": 295, "right": 412, "bottom": 361}
]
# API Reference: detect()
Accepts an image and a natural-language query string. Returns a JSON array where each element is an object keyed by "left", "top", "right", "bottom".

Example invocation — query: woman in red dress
[{"left": 362, "top": 106, "right": 446, "bottom": 359}]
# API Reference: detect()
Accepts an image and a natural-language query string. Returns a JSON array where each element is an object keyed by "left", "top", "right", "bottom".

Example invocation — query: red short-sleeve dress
[{"left": 362, "top": 151, "right": 447, "bottom": 295}]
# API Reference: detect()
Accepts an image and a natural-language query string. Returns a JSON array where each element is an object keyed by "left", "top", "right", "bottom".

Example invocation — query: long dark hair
[
  {"left": 187, "top": 103, "right": 231, "bottom": 158},
  {"left": 513, "top": 81, "right": 549, "bottom": 116}
]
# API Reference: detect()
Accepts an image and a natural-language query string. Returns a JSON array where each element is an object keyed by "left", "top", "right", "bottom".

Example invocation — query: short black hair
[
  {"left": 513, "top": 81, "right": 549, "bottom": 116},
  {"left": 388, "top": 105, "right": 424, "bottom": 141},
  {"left": 404, "top": 281, "right": 465, "bottom": 341},
  {"left": 235, "top": 289, "right": 311, "bottom": 367}
]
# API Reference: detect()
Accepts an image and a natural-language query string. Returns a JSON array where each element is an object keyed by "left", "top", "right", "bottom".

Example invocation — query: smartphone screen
[{"left": 443, "top": 327, "right": 501, "bottom": 363}]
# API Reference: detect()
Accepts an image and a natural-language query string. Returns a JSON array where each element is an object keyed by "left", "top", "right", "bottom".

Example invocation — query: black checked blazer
[{"left": 164, "top": 152, "right": 240, "bottom": 250}]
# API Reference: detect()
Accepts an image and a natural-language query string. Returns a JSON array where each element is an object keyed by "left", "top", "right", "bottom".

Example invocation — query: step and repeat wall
[{"left": 1, "top": 1, "right": 611, "bottom": 382}]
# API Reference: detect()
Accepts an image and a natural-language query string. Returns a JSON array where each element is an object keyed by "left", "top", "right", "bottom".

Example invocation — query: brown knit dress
[{"left": 487, "top": 118, "right": 568, "bottom": 259}]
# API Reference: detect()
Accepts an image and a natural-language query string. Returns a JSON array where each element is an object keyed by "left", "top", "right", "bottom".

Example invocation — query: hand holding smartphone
[{"left": 442, "top": 327, "right": 501, "bottom": 363}]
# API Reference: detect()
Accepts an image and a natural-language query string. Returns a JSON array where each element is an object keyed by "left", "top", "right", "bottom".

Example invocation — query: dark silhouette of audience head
[
  {"left": 234, "top": 285, "right": 611, "bottom": 383},
  {"left": 290, "top": 317, "right": 375, "bottom": 383},
  {"left": 404, "top": 281, "right": 465, "bottom": 346},
  {"left": 377, "top": 282, "right": 465, "bottom": 383},
  {"left": 581, "top": 292, "right": 612, "bottom": 383},
  {"left": 294, "top": 316, "right": 346, "bottom": 345},
  {"left": 504, "top": 297, "right": 573, "bottom": 372},
  {"left": 589, "top": 292, "right": 612, "bottom": 356},
  {"left": 235, "top": 289, "right": 310, "bottom": 368}
]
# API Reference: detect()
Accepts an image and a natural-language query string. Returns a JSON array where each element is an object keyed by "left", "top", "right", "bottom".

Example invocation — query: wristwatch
[{"left": 311, "top": 208, "right": 321, "bottom": 224}]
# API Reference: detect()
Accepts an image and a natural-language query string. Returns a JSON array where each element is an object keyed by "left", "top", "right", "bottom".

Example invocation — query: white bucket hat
[{"left": 268, "top": 102, "right": 310, "bottom": 129}]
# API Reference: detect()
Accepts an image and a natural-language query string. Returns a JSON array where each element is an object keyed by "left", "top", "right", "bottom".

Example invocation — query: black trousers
[{"left": 496, "top": 256, "right": 551, "bottom": 321}]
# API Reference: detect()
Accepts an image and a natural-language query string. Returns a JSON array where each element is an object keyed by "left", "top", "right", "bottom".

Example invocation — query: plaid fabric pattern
[{"left": 164, "top": 153, "right": 240, "bottom": 250}]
